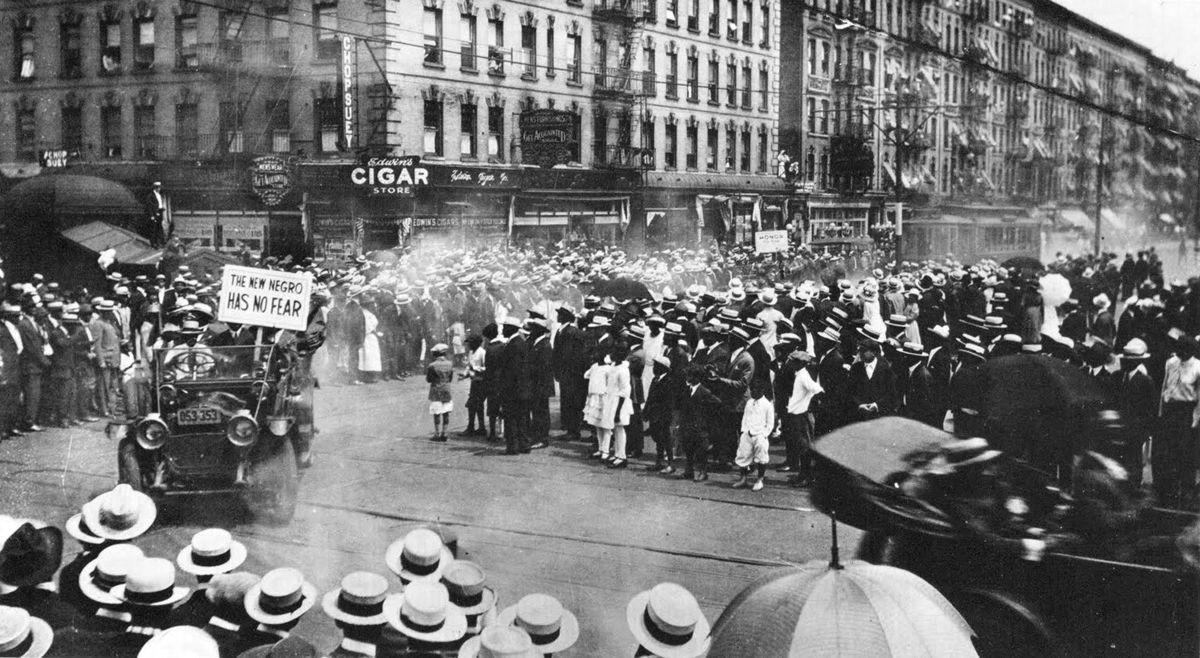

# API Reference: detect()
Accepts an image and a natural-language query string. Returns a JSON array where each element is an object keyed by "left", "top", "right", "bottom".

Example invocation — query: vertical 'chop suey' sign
[
  {"left": 218, "top": 265, "right": 313, "bottom": 332},
  {"left": 340, "top": 36, "right": 356, "bottom": 151}
]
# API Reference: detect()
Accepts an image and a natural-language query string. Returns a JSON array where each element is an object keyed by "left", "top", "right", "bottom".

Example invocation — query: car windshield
[{"left": 154, "top": 344, "right": 282, "bottom": 382}]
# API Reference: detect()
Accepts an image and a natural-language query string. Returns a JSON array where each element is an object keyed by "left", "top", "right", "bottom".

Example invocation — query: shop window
[
  {"left": 135, "top": 17, "right": 155, "bottom": 70},
  {"left": 60, "top": 23, "right": 82, "bottom": 78},
  {"left": 314, "top": 2, "right": 340, "bottom": 60},
  {"left": 102, "top": 106, "right": 122, "bottom": 158},
  {"left": 424, "top": 6, "right": 443, "bottom": 65},
  {"left": 175, "top": 102, "right": 199, "bottom": 157},
  {"left": 15, "top": 26, "right": 35, "bottom": 80},
  {"left": 706, "top": 126, "right": 718, "bottom": 170},
  {"left": 461, "top": 102, "right": 477, "bottom": 157},
  {"left": 135, "top": 105, "right": 156, "bottom": 157},
  {"left": 101, "top": 19, "right": 122, "bottom": 73},
  {"left": 665, "top": 120, "right": 678, "bottom": 168},
  {"left": 176, "top": 15, "right": 199, "bottom": 68},
  {"left": 16, "top": 108, "right": 36, "bottom": 160},
  {"left": 424, "top": 99, "right": 444, "bottom": 156},
  {"left": 487, "top": 105, "right": 504, "bottom": 161},
  {"left": 460, "top": 13, "right": 477, "bottom": 69},
  {"left": 62, "top": 107, "right": 83, "bottom": 152},
  {"left": 686, "top": 124, "right": 698, "bottom": 169},
  {"left": 314, "top": 97, "right": 339, "bottom": 152}
]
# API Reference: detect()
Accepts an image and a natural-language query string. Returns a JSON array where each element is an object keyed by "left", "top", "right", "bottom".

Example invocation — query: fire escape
[
  {"left": 196, "top": 0, "right": 298, "bottom": 158},
  {"left": 592, "top": 0, "right": 652, "bottom": 169},
  {"left": 828, "top": 1, "right": 876, "bottom": 194},
  {"left": 955, "top": 0, "right": 995, "bottom": 197}
]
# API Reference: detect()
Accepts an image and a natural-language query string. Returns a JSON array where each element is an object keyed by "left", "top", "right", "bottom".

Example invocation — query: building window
[
  {"left": 725, "top": 126, "right": 736, "bottom": 169},
  {"left": 759, "top": 66, "right": 768, "bottom": 109},
  {"left": 708, "top": 0, "right": 719, "bottom": 36},
  {"left": 666, "top": 51, "right": 678, "bottom": 98},
  {"left": 267, "top": 99, "right": 290, "bottom": 152},
  {"left": 686, "top": 123, "right": 698, "bottom": 168},
  {"left": 707, "top": 58, "right": 718, "bottom": 103},
  {"left": 726, "top": 0, "right": 737, "bottom": 39},
  {"left": 665, "top": 120, "right": 677, "bottom": 168},
  {"left": 819, "top": 99, "right": 829, "bottom": 133},
  {"left": 135, "top": 106, "right": 156, "bottom": 157},
  {"left": 758, "top": 130, "right": 767, "bottom": 171},
  {"left": 219, "top": 101, "right": 245, "bottom": 153},
  {"left": 314, "top": 3, "right": 340, "bottom": 60},
  {"left": 726, "top": 61, "right": 736, "bottom": 105},
  {"left": 666, "top": 0, "right": 678, "bottom": 26},
  {"left": 61, "top": 23, "right": 82, "bottom": 78},
  {"left": 593, "top": 111, "right": 608, "bottom": 164},
  {"left": 568, "top": 33, "right": 582, "bottom": 82},
  {"left": 135, "top": 17, "right": 155, "bottom": 70},
  {"left": 175, "top": 102, "right": 199, "bottom": 156},
  {"left": 805, "top": 147, "right": 815, "bottom": 182},
  {"left": 461, "top": 102, "right": 477, "bottom": 157},
  {"left": 16, "top": 108, "right": 36, "bottom": 159},
  {"left": 62, "top": 107, "right": 83, "bottom": 153},
  {"left": 740, "top": 126, "right": 751, "bottom": 171},
  {"left": 644, "top": 0, "right": 657, "bottom": 21},
  {"left": 520, "top": 25, "right": 536, "bottom": 77},
  {"left": 460, "top": 13, "right": 477, "bottom": 70},
  {"left": 807, "top": 38, "right": 816, "bottom": 74},
  {"left": 15, "top": 26, "right": 35, "bottom": 80},
  {"left": 487, "top": 105, "right": 504, "bottom": 161},
  {"left": 820, "top": 40, "right": 830, "bottom": 75},
  {"left": 686, "top": 52, "right": 699, "bottom": 101},
  {"left": 807, "top": 97, "right": 816, "bottom": 133},
  {"left": 706, "top": 126, "right": 718, "bottom": 170},
  {"left": 219, "top": 11, "right": 245, "bottom": 59},
  {"left": 424, "top": 7, "right": 443, "bottom": 65},
  {"left": 101, "top": 19, "right": 122, "bottom": 73},
  {"left": 314, "top": 97, "right": 339, "bottom": 151},
  {"left": 487, "top": 16, "right": 504, "bottom": 74},
  {"left": 741, "top": 0, "right": 752, "bottom": 41},
  {"left": 643, "top": 43, "right": 656, "bottom": 97},
  {"left": 759, "top": 1, "right": 768, "bottom": 46},
  {"left": 266, "top": 10, "right": 290, "bottom": 64},
  {"left": 741, "top": 62, "right": 752, "bottom": 107},
  {"left": 641, "top": 116, "right": 655, "bottom": 165},
  {"left": 545, "top": 22, "right": 555, "bottom": 76},
  {"left": 424, "top": 98, "right": 443, "bottom": 155},
  {"left": 176, "top": 15, "right": 199, "bottom": 68},
  {"left": 688, "top": 0, "right": 700, "bottom": 31},
  {"left": 102, "top": 106, "right": 122, "bottom": 158}
]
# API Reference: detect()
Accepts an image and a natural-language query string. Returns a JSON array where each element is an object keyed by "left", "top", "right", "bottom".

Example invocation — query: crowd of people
[{"left": 0, "top": 485, "right": 715, "bottom": 657}]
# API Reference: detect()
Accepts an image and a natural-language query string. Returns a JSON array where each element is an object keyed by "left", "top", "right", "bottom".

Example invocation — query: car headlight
[
  {"left": 158, "top": 385, "right": 178, "bottom": 408},
  {"left": 136, "top": 414, "right": 169, "bottom": 450},
  {"left": 226, "top": 409, "right": 259, "bottom": 447}
]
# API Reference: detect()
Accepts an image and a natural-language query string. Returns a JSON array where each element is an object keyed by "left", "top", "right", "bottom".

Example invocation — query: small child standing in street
[
  {"left": 426, "top": 343, "right": 455, "bottom": 442},
  {"left": 734, "top": 379, "right": 775, "bottom": 491}
]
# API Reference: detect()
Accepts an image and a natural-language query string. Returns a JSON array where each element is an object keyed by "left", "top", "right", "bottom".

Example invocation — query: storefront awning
[
  {"left": 1059, "top": 208, "right": 1091, "bottom": 230},
  {"left": 60, "top": 221, "right": 161, "bottom": 266},
  {"left": 643, "top": 172, "right": 789, "bottom": 193}
]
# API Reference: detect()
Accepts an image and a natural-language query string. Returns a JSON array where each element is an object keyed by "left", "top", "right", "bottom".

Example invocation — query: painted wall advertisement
[{"left": 519, "top": 110, "right": 580, "bottom": 168}]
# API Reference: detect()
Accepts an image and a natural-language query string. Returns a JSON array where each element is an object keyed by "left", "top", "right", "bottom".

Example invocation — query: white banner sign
[
  {"left": 218, "top": 265, "right": 313, "bottom": 331},
  {"left": 754, "top": 229, "right": 789, "bottom": 254}
]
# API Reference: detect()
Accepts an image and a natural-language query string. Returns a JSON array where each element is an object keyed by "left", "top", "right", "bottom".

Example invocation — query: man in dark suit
[
  {"left": 898, "top": 343, "right": 940, "bottom": 427},
  {"left": 499, "top": 319, "right": 531, "bottom": 455},
  {"left": 1118, "top": 338, "right": 1156, "bottom": 489},
  {"left": 17, "top": 301, "right": 51, "bottom": 432},
  {"left": 624, "top": 328, "right": 647, "bottom": 458},
  {"left": 643, "top": 355, "right": 674, "bottom": 473},
  {"left": 526, "top": 318, "right": 553, "bottom": 449},
  {"left": 742, "top": 318, "right": 774, "bottom": 401},
  {"left": 678, "top": 365, "right": 722, "bottom": 481},
  {"left": 847, "top": 337, "right": 898, "bottom": 421},
  {"left": 552, "top": 308, "right": 588, "bottom": 441},
  {"left": 482, "top": 324, "right": 506, "bottom": 441},
  {"left": 0, "top": 303, "right": 23, "bottom": 438},
  {"left": 813, "top": 325, "right": 848, "bottom": 436},
  {"left": 707, "top": 326, "right": 755, "bottom": 471}
]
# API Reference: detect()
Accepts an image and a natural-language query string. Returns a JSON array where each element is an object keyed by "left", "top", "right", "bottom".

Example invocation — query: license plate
[{"left": 178, "top": 407, "right": 223, "bottom": 426}]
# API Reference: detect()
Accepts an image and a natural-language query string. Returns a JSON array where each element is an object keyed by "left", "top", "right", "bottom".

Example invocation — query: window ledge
[
  {"left": 666, "top": 93, "right": 679, "bottom": 100},
  {"left": 687, "top": 96, "right": 700, "bottom": 103},
  {"left": 567, "top": 0, "right": 583, "bottom": 6},
  {"left": 461, "top": 66, "right": 479, "bottom": 74},
  {"left": 666, "top": 20, "right": 679, "bottom": 28},
  {"left": 686, "top": 166, "right": 698, "bottom": 172},
  {"left": 488, "top": 71, "right": 507, "bottom": 79},
  {"left": 664, "top": 165, "right": 677, "bottom": 171},
  {"left": 545, "top": 70, "right": 556, "bottom": 78},
  {"left": 567, "top": 79, "right": 583, "bottom": 87},
  {"left": 425, "top": 61, "right": 446, "bottom": 70},
  {"left": 707, "top": 99, "right": 721, "bottom": 106},
  {"left": 423, "top": 155, "right": 447, "bottom": 161},
  {"left": 687, "top": 26, "right": 701, "bottom": 34},
  {"left": 461, "top": 155, "right": 479, "bottom": 162},
  {"left": 521, "top": 72, "right": 538, "bottom": 81}
]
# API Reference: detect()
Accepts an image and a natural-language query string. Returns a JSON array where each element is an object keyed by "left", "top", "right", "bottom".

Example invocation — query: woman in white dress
[
  {"left": 358, "top": 298, "right": 382, "bottom": 383},
  {"left": 584, "top": 352, "right": 614, "bottom": 458}
]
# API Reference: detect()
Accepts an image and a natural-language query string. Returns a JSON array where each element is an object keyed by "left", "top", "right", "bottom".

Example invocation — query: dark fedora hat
[{"left": 0, "top": 522, "right": 63, "bottom": 588}]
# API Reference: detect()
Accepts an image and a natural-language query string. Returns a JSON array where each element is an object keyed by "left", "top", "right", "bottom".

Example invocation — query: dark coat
[
  {"left": 499, "top": 334, "right": 531, "bottom": 402},
  {"left": 0, "top": 322, "right": 21, "bottom": 385},
  {"left": 627, "top": 346, "right": 646, "bottom": 405},
  {"left": 48, "top": 322, "right": 78, "bottom": 378},
  {"left": 847, "top": 358, "right": 899, "bottom": 418},
  {"left": 904, "top": 363, "right": 942, "bottom": 428},
  {"left": 643, "top": 373, "right": 673, "bottom": 425},
  {"left": 678, "top": 382, "right": 721, "bottom": 440},
  {"left": 528, "top": 335, "right": 555, "bottom": 399},
  {"left": 747, "top": 340, "right": 773, "bottom": 400},
  {"left": 815, "top": 346, "right": 849, "bottom": 428},
  {"left": 482, "top": 339, "right": 507, "bottom": 395},
  {"left": 17, "top": 317, "right": 50, "bottom": 374},
  {"left": 552, "top": 324, "right": 588, "bottom": 382},
  {"left": 1119, "top": 366, "right": 1158, "bottom": 437},
  {"left": 710, "top": 345, "right": 754, "bottom": 414},
  {"left": 341, "top": 302, "right": 366, "bottom": 348}
]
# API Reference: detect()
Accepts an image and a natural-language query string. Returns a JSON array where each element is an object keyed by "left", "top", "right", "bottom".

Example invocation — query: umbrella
[
  {"left": 590, "top": 276, "right": 652, "bottom": 300},
  {"left": 708, "top": 536, "right": 978, "bottom": 658},
  {"left": 950, "top": 354, "right": 1109, "bottom": 471},
  {"left": 1000, "top": 256, "right": 1044, "bottom": 272}
]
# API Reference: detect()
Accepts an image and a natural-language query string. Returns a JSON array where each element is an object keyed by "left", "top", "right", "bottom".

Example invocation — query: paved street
[{"left": 0, "top": 374, "right": 856, "bottom": 657}]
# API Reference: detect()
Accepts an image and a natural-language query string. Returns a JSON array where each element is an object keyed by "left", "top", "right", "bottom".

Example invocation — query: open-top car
[{"left": 117, "top": 342, "right": 311, "bottom": 523}]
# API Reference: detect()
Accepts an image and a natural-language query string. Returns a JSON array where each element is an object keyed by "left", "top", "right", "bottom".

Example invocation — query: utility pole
[{"left": 1093, "top": 116, "right": 1106, "bottom": 257}]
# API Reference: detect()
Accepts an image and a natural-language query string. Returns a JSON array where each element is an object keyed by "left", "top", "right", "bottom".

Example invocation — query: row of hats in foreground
[{"left": 3, "top": 484, "right": 713, "bottom": 658}]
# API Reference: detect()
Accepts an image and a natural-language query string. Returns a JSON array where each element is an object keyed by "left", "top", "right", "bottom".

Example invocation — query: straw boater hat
[
  {"left": 0, "top": 606, "right": 52, "bottom": 658},
  {"left": 176, "top": 529, "right": 247, "bottom": 577},
  {"left": 385, "top": 528, "right": 454, "bottom": 584},
  {"left": 496, "top": 594, "right": 579, "bottom": 654},
  {"left": 111, "top": 557, "right": 192, "bottom": 608},
  {"left": 382, "top": 580, "right": 468, "bottom": 644},
  {"left": 322, "top": 571, "right": 398, "bottom": 626},
  {"left": 626, "top": 583, "right": 710, "bottom": 658},
  {"left": 65, "top": 509, "right": 109, "bottom": 547},
  {"left": 1121, "top": 338, "right": 1150, "bottom": 361},
  {"left": 457, "top": 626, "right": 541, "bottom": 658},
  {"left": 441, "top": 561, "right": 497, "bottom": 623},
  {"left": 79, "top": 544, "right": 145, "bottom": 605},
  {"left": 138, "top": 625, "right": 220, "bottom": 658},
  {"left": 81, "top": 484, "right": 157, "bottom": 542},
  {"left": 244, "top": 568, "right": 318, "bottom": 625}
]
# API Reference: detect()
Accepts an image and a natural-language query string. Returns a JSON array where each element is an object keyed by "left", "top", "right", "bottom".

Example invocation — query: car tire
[
  {"left": 246, "top": 439, "right": 298, "bottom": 525},
  {"left": 947, "top": 589, "right": 1061, "bottom": 658},
  {"left": 117, "top": 438, "right": 146, "bottom": 493}
]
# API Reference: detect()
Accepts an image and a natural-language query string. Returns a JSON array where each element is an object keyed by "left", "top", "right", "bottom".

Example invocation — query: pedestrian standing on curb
[{"left": 426, "top": 344, "right": 454, "bottom": 442}]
